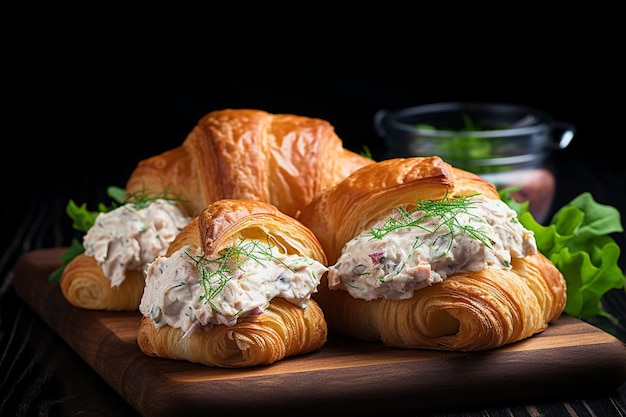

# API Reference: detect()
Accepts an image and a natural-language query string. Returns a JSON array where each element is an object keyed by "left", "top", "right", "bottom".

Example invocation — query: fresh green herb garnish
[
  {"left": 188, "top": 237, "right": 291, "bottom": 315},
  {"left": 123, "top": 187, "right": 183, "bottom": 210},
  {"left": 48, "top": 239, "right": 87, "bottom": 284},
  {"left": 352, "top": 194, "right": 495, "bottom": 283},
  {"left": 370, "top": 194, "right": 494, "bottom": 252},
  {"left": 500, "top": 188, "right": 626, "bottom": 321},
  {"left": 48, "top": 186, "right": 126, "bottom": 283},
  {"left": 107, "top": 186, "right": 126, "bottom": 205},
  {"left": 360, "top": 145, "right": 373, "bottom": 160},
  {"left": 497, "top": 185, "right": 529, "bottom": 215},
  {"left": 64, "top": 186, "right": 126, "bottom": 233},
  {"left": 48, "top": 186, "right": 183, "bottom": 283}
]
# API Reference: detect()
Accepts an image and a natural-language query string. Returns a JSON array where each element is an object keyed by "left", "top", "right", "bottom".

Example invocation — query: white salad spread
[
  {"left": 83, "top": 199, "right": 192, "bottom": 287},
  {"left": 329, "top": 194, "right": 537, "bottom": 301},
  {"left": 139, "top": 240, "right": 328, "bottom": 337}
]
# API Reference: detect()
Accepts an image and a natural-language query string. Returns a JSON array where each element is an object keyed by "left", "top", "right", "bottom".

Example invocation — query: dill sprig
[
  {"left": 188, "top": 237, "right": 290, "bottom": 314},
  {"left": 122, "top": 186, "right": 184, "bottom": 210},
  {"left": 369, "top": 194, "right": 495, "bottom": 250}
]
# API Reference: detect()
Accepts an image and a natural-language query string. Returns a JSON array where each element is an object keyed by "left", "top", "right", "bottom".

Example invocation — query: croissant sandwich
[
  {"left": 60, "top": 199, "right": 192, "bottom": 311},
  {"left": 60, "top": 109, "right": 372, "bottom": 311},
  {"left": 137, "top": 199, "right": 329, "bottom": 368},
  {"left": 297, "top": 156, "right": 567, "bottom": 351}
]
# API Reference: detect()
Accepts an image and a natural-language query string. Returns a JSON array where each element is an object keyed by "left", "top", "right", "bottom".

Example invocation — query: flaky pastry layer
[
  {"left": 137, "top": 199, "right": 329, "bottom": 367},
  {"left": 298, "top": 156, "right": 566, "bottom": 351}
]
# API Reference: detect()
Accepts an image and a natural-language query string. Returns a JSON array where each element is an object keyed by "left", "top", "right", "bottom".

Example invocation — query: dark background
[
  {"left": 6, "top": 27, "right": 624, "bottom": 217},
  {"left": 13, "top": 48, "right": 622, "bottom": 168}
]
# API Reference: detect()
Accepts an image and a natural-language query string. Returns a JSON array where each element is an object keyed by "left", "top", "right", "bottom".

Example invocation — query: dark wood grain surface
[{"left": 10, "top": 248, "right": 626, "bottom": 417}]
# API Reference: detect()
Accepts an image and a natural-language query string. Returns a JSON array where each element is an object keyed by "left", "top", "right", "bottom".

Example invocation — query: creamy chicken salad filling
[
  {"left": 329, "top": 194, "right": 537, "bottom": 301},
  {"left": 139, "top": 239, "right": 328, "bottom": 337},
  {"left": 83, "top": 199, "right": 192, "bottom": 287}
]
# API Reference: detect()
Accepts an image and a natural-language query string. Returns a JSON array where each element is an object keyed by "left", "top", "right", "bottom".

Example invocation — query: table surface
[{"left": 2, "top": 79, "right": 626, "bottom": 416}]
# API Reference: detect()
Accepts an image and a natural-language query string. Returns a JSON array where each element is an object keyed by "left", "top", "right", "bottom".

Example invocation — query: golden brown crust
[
  {"left": 125, "top": 109, "right": 374, "bottom": 218},
  {"left": 314, "top": 252, "right": 565, "bottom": 351},
  {"left": 137, "top": 199, "right": 329, "bottom": 367},
  {"left": 298, "top": 156, "right": 457, "bottom": 264},
  {"left": 60, "top": 254, "right": 145, "bottom": 311},
  {"left": 451, "top": 167, "right": 500, "bottom": 199},
  {"left": 166, "top": 199, "right": 328, "bottom": 265},
  {"left": 511, "top": 253, "right": 567, "bottom": 323},
  {"left": 298, "top": 156, "right": 567, "bottom": 351},
  {"left": 198, "top": 199, "right": 328, "bottom": 262},
  {"left": 60, "top": 109, "right": 367, "bottom": 312},
  {"left": 137, "top": 297, "right": 327, "bottom": 368}
]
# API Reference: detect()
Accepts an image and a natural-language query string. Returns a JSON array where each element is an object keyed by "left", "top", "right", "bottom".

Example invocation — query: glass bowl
[{"left": 374, "top": 102, "right": 576, "bottom": 222}]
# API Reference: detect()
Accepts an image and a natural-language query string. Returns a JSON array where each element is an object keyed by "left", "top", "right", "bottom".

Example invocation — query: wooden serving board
[{"left": 11, "top": 248, "right": 626, "bottom": 417}]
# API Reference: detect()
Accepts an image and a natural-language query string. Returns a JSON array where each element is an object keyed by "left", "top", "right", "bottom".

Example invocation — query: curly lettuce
[
  {"left": 501, "top": 189, "right": 626, "bottom": 320},
  {"left": 48, "top": 186, "right": 125, "bottom": 283}
]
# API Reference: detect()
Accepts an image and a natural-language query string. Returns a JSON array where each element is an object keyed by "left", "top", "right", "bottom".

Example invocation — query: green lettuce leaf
[
  {"left": 514, "top": 192, "right": 626, "bottom": 319},
  {"left": 48, "top": 186, "right": 125, "bottom": 283}
]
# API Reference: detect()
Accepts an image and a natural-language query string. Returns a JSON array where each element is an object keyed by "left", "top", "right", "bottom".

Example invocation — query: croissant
[
  {"left": 60, "top": 109, "right": 372, "bottom": 311},
  {"left": 137, "top": 199, "right": 329, "bottom": 368},
  {"left": 60, "top": 254, "right": 146, "bottom": 311},
  {"left": 297, "top": 156, "right": 567, "bottom": 351},
  {"left": 125, "top": 108, "right": 374, "bottom": 218}
]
